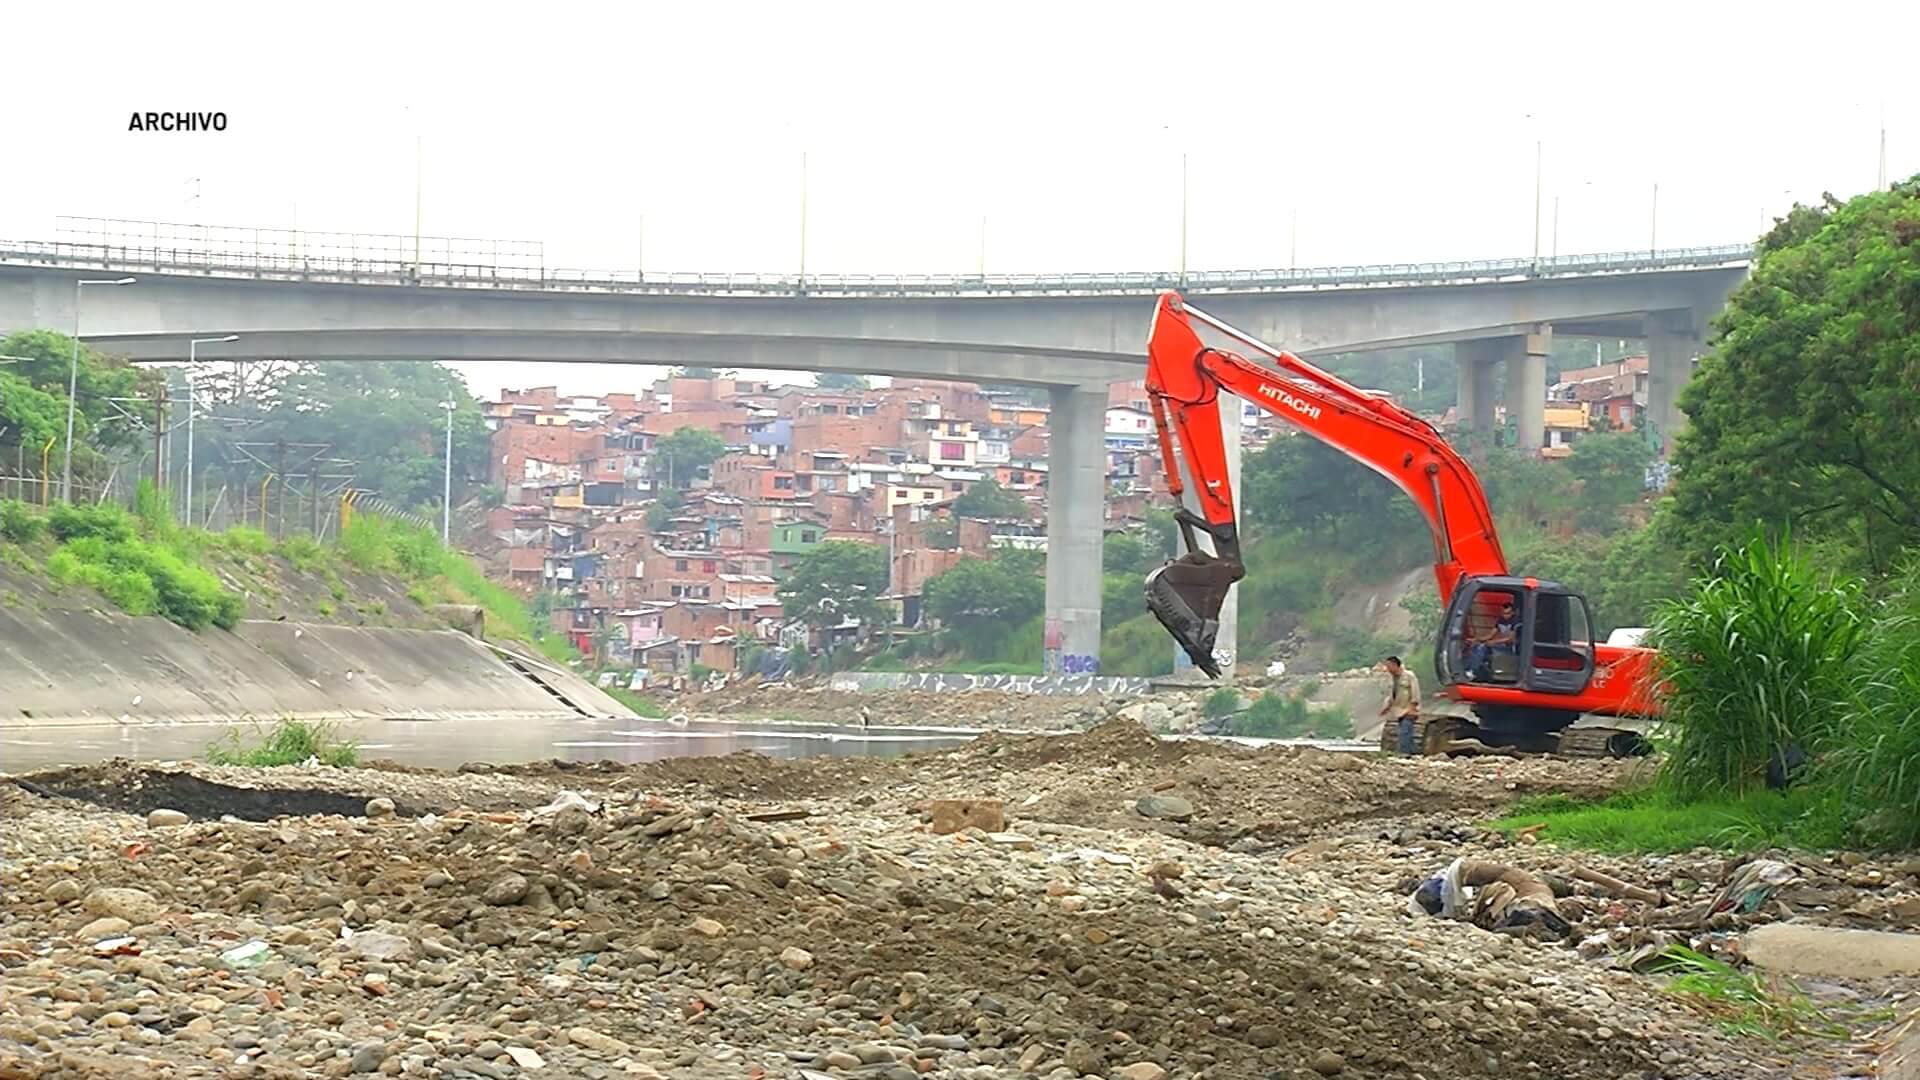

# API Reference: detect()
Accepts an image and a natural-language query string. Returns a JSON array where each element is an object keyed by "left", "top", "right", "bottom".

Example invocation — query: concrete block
[{"left": 1744, "top": 923, "right": 1920, "bottom": 980}]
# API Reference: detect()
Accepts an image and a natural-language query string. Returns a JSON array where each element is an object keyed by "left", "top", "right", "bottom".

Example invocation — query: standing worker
[{"left": 1380, "top": 655, "right": 1422, "bottom": 755}]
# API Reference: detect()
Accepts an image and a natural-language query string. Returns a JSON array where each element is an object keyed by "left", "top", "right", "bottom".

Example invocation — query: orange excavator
[{"left": 1142, "top": 292, "right": 1660, "bottom": 755}]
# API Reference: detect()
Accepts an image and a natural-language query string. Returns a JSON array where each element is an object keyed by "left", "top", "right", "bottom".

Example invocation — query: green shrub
[
  {"left": 1202, "top": 687, "right": 1241, "bottom": 719},
  {"left": 47, "top": 502, "right": 136, "bottom": 543},
  {"left": 204, "top": 718, "right": 358, "bottom": 767},
  {"left": 603, "top": 685, "right": 665, "bottom": 717},
  {"left": 1233, "top": 691, "right": 1311, "bottom": 737},
  {"left": 276, "top": 533, "right": 323, "bottom": 569},
  {"left": 1651, "top": 532, "right": 1867, "bottom": 797},
  {"left": 214, "top": 527, "right": 275, "bottom": 557},
  {"left": 0, "top": 500, "right": 46, "bottom": 544},
  {"left": 133, "top": 478, "right": 175, "bottom": 540},
  {"left": 47, "top": 532, "right": 242, "bottom": 630}
]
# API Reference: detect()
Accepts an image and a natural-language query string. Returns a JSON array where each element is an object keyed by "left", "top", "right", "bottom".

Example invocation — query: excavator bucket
[{"left": 1145, "top": 553, "right": 1245, "bottom": 679}]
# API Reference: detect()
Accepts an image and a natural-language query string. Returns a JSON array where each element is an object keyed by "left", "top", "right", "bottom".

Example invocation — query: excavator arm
[{"left": 1144, "top": 292, "right": 1506, "bottom": 675}]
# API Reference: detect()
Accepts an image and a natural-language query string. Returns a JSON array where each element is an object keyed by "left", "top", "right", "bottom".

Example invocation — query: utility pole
[
  {"left": 798, "top": 151, "right": 809, "bottom": 286},
  {"left": 276, "top": 440, "right": 287, "bottom": 539},
  {"left": 1650, "top": 182, "right": 1660, "bottom": 255},
  {"left": 442, "top": 395, "right": 454, "bottom": 544},
  {"left": 151, "top": 384, "right": 166, "bottom": 494},
  {"left": 1179, "top": 152, "right": 1189, "bottom": 286},
  {"left": 1879, "top": 110, "right": 1888, "bottom": 190},
  {"left": 63, "top": 277, "right": 135, "bottom": 501},
  {"left": 413, "top": 134, "right": 424, "bottom": 271},
  {"left": 1532, "top": 140, "right": 1543, "bottom": 263}
]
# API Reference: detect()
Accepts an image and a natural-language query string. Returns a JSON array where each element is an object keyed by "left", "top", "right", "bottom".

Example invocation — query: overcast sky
[{"left": 5, "top": 1, "right": 1912, "bottom": 395}]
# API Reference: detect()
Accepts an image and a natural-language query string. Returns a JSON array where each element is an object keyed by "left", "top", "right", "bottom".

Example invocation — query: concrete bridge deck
[{"left": 0, "top": 235, "right": 1752, "bottom": 677}]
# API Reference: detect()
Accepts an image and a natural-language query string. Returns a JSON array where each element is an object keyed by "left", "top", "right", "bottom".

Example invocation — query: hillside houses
[{"left": 476, "top": 374, "right": 1187, "bottom": 678}]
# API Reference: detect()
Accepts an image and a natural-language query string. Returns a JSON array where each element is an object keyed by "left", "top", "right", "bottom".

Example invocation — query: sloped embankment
[{"left": 0, "top": 603, "right": 629, "bottom": 727}]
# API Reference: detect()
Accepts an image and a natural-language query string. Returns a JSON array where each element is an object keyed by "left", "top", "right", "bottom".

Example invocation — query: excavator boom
[{"left": 1142, "top": 292, "right": 1660, "bottom": 724}]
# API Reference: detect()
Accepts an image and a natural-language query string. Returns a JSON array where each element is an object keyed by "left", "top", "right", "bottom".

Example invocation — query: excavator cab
[{"left": 1435, "top": 575, "right": 1596, "bottom": 695}]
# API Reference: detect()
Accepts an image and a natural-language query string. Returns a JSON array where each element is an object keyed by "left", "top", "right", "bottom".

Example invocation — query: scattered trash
[
  {"left": 534, "top": 791, "right": 601, "bottom": 816},
  {"left": 1711, "top": 860, "right": 1798, "bottom": 916},
  {"left": 744, "top": 808, "right": 809, "bottom": 823},
  {"left": 1574, "top": 866, "right": 1666, "bottom": 905},
  {"left": 220, "top": 940, "right": 273, "bottom": 969},
  {"left": 91, "top": 936, "right": 139, "bottom": 957},
  {"left": 1049, "top": 847, "right": 1136, "bottom": 867}
]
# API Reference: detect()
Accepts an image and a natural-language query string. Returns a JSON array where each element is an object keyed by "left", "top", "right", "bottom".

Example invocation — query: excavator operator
[{"left": 1466, "top": 599, "right": 1521, "bottom": 682}]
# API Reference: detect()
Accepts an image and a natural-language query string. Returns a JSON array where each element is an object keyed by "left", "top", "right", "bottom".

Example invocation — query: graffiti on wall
[{"left": 829, "top": 672, "right": 1148, "bottom": 696}]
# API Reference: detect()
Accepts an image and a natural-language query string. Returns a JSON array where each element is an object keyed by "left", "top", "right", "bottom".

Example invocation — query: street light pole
[
  {"left": 442, "top": 397, "right": 455, "bottom": 544},
  {"left": 186, "top": 335, "right": 239, "bottom": 524},
  {"left": 63, "top": 277, "right": 136, "bottom": 502},
  {"left": 1532, "top": 140, "right": 1543, "bottom": 263}
]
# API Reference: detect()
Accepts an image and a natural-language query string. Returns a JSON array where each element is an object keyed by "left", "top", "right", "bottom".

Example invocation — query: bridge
[{"left": 0, "top": 220, "right": 1753, "bottom": 676}]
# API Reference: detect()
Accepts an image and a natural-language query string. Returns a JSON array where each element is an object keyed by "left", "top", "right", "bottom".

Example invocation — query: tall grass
[
  {"left": 204, "top": 718, "right": 359, "bottom": 767},
  {"left": 1827, "top": 560, "right": 1920, "bottom": 846},
  {"left": 1488, "top": 787, "right": 1850, "bottom": 853},
  {"left": 336, "top": 513, "right": 568, "bottom": 657},
  {"left": 1649, "top": 532, "right": 1866, "bottom": 797}
]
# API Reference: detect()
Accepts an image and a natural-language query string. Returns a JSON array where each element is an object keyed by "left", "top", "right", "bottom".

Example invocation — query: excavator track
[{"left": 1377, "top": 715, "right": 1649, "bottom": 759}]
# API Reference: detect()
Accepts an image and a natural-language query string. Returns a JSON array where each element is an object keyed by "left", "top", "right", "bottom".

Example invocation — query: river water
[{"left": 0, "top": 715, "right": 981, "bottom": 772}]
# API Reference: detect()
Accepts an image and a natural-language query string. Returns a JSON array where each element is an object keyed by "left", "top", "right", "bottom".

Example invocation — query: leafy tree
[
  {"left": 1240, "top": 434, "right": 1426, "bottom": 563},
  {"left": 1671, "top": 179, "right": 1920, "bottom": 572},
  {"left": 1316, "top": 345, "right": 1456, "bottom": 415},
  {"left": 1103, "top": 531, "right": 1159, "bottom": 575},
  {"left": 191, "top": 360, "right": 489, "bottom": 512},
  {"left": 924, "top": 550, "right": 1045, "bottom": 630},
  {"left": 815, "top": 372, "right": 870, "bottom": 391},
  {"left": 645, "top": 488, "right": 684, "bottom": 531},
  {"left": 951, "top": 477, "right": 1025, "bottom": 520},
  {"left": 926, "top": 515, "right": 959, "bottom": 550},
  {"left": 651, "top": 426, "right": 726, "bottom": 487},
  {"left": 1567, "top": 431, "right": 1653, "bottom": 532},
  {"left": 778, "top": 540, "right": 889, "bottom": 633},
  {"left": 670, "top": 366, "right": 728, "bottom": 379},
  {"left": 0, "top": 330, "right": 158, "bottom": 490}
]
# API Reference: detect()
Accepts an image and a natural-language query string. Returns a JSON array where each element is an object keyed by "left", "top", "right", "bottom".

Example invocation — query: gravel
[{"left": 1, "top": 720, "right": 1907, "bottom": 1079}]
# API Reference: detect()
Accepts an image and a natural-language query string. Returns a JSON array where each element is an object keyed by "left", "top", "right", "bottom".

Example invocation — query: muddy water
[{"left": 0, "top": 714, "right": 978, "bottom": 772}]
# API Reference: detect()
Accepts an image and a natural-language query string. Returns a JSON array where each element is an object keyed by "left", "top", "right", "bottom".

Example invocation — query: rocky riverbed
[{"left": 3, "top": 722, "right": 1912, "bottom": 1079}]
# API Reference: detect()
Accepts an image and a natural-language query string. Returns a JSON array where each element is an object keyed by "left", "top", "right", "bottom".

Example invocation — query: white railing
[{"left": 0, "top": 219, "right": 1754, "bottom": 299}]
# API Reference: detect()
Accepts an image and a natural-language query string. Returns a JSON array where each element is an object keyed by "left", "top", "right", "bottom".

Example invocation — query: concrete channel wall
[{"left": 0, "top": 605, "right": 631, "bottom": 727}]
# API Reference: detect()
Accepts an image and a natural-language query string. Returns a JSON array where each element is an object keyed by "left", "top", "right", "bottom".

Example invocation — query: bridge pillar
[
  {"left": 1455, "top": 340, "right": 1499, "bottom": 453},
  {"left": 1645, "top": 310, "right": 1702, "bottom": 457},
  {"left": 1043, "top": 385, "right": 1106, "bottom": 675},
  {"left": 1172, "top": 397, "right": 1241, "bottom": 682},
  {"left": 1501, "top": 325, "right": 1551, "bottom": 454}
]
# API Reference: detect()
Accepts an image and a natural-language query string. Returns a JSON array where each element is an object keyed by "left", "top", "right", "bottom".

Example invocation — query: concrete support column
[
  {"left": 1455, "top": 340, "right": 1499, "bottom": 453},
  {"left": 1645, "top": 310, "right": 1702, "bottom": 457},
  {"left": 1043, "top": 385, "right": 1106, "bottom": 675},
  {"left": 1172, "top": 398, "right": 1242, "bottom": 682},
  {"left": 1501, "top": 324, "right": 1551, "bottom": 455}
]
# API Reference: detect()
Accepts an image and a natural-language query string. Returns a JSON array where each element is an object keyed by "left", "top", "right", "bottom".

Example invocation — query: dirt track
[{"left": 2, "top": 722, "right": 1911, "bottom": 1079}]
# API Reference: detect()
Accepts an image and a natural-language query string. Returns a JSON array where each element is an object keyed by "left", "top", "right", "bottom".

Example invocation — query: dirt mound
[{"left": 12, "top": 761, "right": 390, "bottom": 822}]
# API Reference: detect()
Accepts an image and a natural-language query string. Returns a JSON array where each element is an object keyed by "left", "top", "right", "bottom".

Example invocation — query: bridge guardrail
[{"left": 0, "top": 238, "right": 1753, "bottom": 299}]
